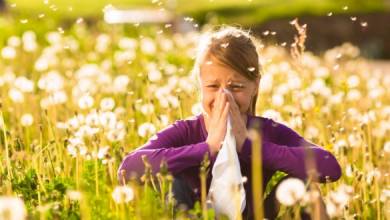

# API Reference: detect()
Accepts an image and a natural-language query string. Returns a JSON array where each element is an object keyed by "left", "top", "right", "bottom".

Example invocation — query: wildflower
[
  {"left": 66, "top": 190, "right": 82, "bottom": 201},
  {"left": 100, "top": 98, "right": 115, "bottom": 111},
  {"left": 300, "top": 94, "right": 315, "bottom": 110},
  {"left": 20, "top": 114, "right": 34, "bottom": 127},
  {"left": 7, "top": 36, "right": 21, "bottom": 47},
  {"left": 379, "top": 189, "right": 390, "bottom": 202},
  {"left": 271, "top": 94, "right": 284, "bottom": 107},
  {"left": 304, "top": 126, "right": 319, "bottom": 140},
  {"left": 22, "top": 31, "right": 38, "bottom": 52},
  {"left": 112, "top": 75, "right": 130, "bottom": 93},
  {"left": 106, "top": 129, "right": 126, "bottom": 142},
  {"left": 347, "top": 133, "right": 362, "bottom": 147},
  {"left": 38, "top": 71, "right": 64, "bottom": 92},
  {"left": 384, "top": 141, "right": 390, "bottom": 153},
  {"left": 366, "top": 168, "right": 381, "bottom": 184},
  {"left": 191, "top": 102, "right": 203, "bottom": 115},
  {"left": 118, "top": 37, "right": 137, "bottom": 50},
  {"left": 97, "top": 146, "right": 110, "bottom": 159},
  {"left": 78, "top": 94, "right": 94, "bottom": 109},
  {"left": 325, "top": 184, "right": 353, "bottom": 217},
  {"left": 1, "top": 46, "right": 16, "bottom": 59},
  {"left": 140, "top": 37, "right": 156, "bottom": 54},
  {"left": 276, "top": 178, "right": 306, "bottom": 206},
  {"left": 112, "top": 186, "right": 134, "bottom": 204},
  {"left": 167, "top": 95, "right": 180, "bottom": 108},
  {"left": 138, "top": 122, "right": 156, "bottom": 138},
  {"left": 148, "top": 69, "right": 162, "bottom": 82},
  {"left": 95, "top": 34, "right": 110, "bottom": 53},
  {"left": 0, "top": 196, "right": 27, "bottom": 220},
  {"left": 8, "top": 88, "right": 24, "bottom": 103},
  {"left": 34, "top": 57, "right": 50, "bottom": 71},
  {"left": 347, "top": 75, "right": 360, "bottom": 88},
  {"left": 14, "top": 76, "right": 34, "bottom": 93},
  {"left": 159, "top": 114, "right": 169, "bottom": 127},
  {"left": 345, "top": 164, "right": 354, "bottom": 177},
  {"left": 334, "top": 139, "right": 347, "bottom": 152},
  {"left": 346, "top": 89, "right": 361, "bottom": 101},
  {"left": 140, "top": 103, "right": 154, "bottom": 115},
  {"left": 262, "top": 109, "right": 283, "bottom": 123}
]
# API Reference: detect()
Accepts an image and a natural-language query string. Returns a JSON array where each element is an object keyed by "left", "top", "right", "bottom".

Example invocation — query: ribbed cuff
[{"left": 198, "top": 141, "right": 217, "bottom": 163}]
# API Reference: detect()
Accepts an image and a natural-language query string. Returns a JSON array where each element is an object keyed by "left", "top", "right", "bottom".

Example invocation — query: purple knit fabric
[{"left": 118, "top": 113, "right": 341, "bottom": 217}]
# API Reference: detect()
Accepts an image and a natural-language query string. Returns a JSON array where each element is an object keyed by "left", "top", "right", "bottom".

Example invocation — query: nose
[{"left": 222, "top": 88, "right": 232, "bottom": 95}]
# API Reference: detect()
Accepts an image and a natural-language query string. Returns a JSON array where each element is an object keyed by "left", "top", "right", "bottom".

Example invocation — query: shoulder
[
  {"left": 247, "top": 114, "right": 279, "bottom": 130},
  {"left": 248, "top": 114, "right": 298, "bottom": 142},
  {"left": 163, "top": 114, "right": 203, "bottom": 138}
]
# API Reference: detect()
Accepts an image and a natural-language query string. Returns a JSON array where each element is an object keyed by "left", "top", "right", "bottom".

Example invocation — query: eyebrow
[{"left": 204, "top": 80, "right": 246, "bottom": 84}]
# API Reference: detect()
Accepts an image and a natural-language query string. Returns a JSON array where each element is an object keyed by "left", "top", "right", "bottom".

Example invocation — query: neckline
[{"left": 198, "top": 113, "right": 253, "bottom": 139}]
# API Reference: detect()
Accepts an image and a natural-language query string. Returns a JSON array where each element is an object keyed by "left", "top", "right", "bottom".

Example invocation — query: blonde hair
[{"left": 191, "top": 25, "right": 262, "bottom": 115}]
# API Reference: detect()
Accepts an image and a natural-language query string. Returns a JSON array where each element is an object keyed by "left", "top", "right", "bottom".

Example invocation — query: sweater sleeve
[
  {"left": 118, "top": 120, "right": 213, "bottom": 182},
  {"left": 238, "top": 119, "right": 342, "bottom": 183}
]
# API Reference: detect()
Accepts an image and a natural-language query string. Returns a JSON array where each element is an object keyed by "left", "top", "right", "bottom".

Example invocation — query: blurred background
[
  {"left": 1, "top": 1, "right": 389, "bottom": 219},
  {"left": 1, "top": 0, "right": 390, "bottom": 59}
]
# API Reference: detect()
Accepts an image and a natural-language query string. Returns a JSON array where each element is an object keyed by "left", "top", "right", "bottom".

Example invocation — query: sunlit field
[{"left": 0, "top": 14, "right": 389, "bottom": 219}]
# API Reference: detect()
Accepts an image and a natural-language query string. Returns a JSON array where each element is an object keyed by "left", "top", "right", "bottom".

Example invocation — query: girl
[{"left": 118, "top": 26, "right": 341, "bottom": 219}]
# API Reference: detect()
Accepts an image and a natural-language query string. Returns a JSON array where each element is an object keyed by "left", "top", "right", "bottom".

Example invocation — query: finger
[
  {"left": 224, "top": 91, "right": 240, "bottom": 114},
  {"left": 221, "top": 101, "right": 230, "bottom": 122},
  {"left": 218, "top": 91, "right": 227, "bottom": 118},
  {"left": 213, "top": 89, "right": 222, "bottom": 117}
]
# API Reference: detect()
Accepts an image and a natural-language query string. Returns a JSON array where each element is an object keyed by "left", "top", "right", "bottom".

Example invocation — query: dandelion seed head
[
  {"left": 8, "top": 88, "right": 24, "bottom": 103},
  {"left": 0, "top": 196, "right": 27, "bottom": 220},
  {"left": 138, "top": 122, "right": 156, "bottom": 138},
  {"left": 76, "top": 17, "right": 83, "bottom": 24},
  {"left": 66, "top": 190, "right": 82, "bottom": 201},
  {"left": 276, "top": 178, "right": 306, "bottom": 206},
  {"left": 100, "top": 98, "right": 115, "bottom": 111},
  {"left": 112, "top": 186, "right": 134, "bottom": 204},
  {"left": 78, "top": 94, "right": 94, "bottom": 109},
  {"left": 384, "top": 141, "right": 390, "bottom": 153},
  {"left": 1, "top": 46, "right": 17, "bottom": 59},
  {"left": 148, "top": 69, "right": 162, "bottom": 82},
  {"left": 20, "top": 113, "right": 34, "bottom": 127}
]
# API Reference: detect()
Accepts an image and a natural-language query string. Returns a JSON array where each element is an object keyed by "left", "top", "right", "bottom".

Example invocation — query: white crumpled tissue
[{"left": 207, "top": 89, "right": 246, "bottom": 220}]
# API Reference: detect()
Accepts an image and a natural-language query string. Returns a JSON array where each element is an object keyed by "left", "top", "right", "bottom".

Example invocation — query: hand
[
  {"left": 224, "top": 89, "right": 248, "bottom": 153},
  {"left": 205, "top": 88, "right": 230, "bottom": 156}
]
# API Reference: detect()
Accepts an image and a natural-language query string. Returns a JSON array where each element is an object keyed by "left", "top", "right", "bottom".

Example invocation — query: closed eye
[{"left": 230, "top": 84, "right": 244, "bottom": 90}]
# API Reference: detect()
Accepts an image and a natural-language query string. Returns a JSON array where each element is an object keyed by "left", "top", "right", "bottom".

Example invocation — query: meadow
[{"left": 0, "top": 5, "right": 390, "bottom": 219}]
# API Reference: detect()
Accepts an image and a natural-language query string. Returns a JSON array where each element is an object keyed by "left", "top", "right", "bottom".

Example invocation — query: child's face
[{"left": 199, "top": 55, "right": 259, "bottom": 117}]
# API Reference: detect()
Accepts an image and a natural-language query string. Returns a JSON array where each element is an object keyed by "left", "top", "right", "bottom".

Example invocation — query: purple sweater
[{"left": 118, "top": 113, "right": 341, "bottom": 215}]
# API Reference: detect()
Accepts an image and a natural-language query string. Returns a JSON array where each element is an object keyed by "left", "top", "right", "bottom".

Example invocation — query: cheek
[
  {"left": 201, "top": 90, "right": 215, "bottom": 110},
  {"left": 233, "top": 94, "right": 251, "bottom": 111}
]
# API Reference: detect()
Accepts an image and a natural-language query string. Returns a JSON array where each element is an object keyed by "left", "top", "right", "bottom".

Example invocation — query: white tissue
[{"left": 208, "top": 89, "right": 246, "bottom": 220}]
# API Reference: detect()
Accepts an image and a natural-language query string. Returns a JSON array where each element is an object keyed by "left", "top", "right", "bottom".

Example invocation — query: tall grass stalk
[{"left": 248, "top": 126, "right": 263, "bottom": 220}]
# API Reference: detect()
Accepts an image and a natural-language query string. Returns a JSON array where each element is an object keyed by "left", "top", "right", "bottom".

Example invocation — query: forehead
[{"left": 199, "top": 57, "right": 248, "bottom": 82}]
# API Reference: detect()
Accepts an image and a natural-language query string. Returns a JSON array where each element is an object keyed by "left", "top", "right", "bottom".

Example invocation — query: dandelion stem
[
  {"left": 95, "top": 156, "right": 99, "bottom": 197},
  {"left": 1, "top": 110, "right": 13, "bottom": 190},
  {"left": 249, "top": 126, "right": 263, "bottom": 220}
]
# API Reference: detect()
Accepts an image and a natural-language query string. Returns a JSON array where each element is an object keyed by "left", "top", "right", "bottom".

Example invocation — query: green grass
[{"left": 6, "top": 0, "right": 390, "bottom": 25}]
